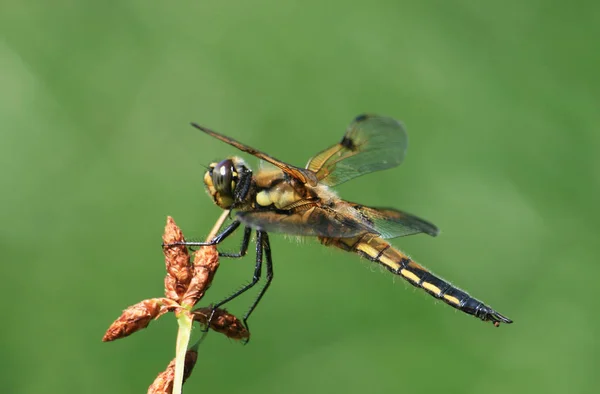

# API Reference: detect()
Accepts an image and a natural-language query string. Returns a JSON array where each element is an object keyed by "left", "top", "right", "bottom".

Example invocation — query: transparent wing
[
  {"left": 349, "top": 204, "right": 439, "bottom": 238},
  {"left": 192, "top": 123, "right": 318, "bottom": 185},
  {"left": 237, "top": 201, "right": 437, "bottom": 239},
  {"left": 306, "top": 114, "right": 408, "bottom": 186}
]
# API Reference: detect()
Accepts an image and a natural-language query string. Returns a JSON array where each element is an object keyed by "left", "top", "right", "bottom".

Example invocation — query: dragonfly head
[{"left": 204, "top": 157, "right": 252, "bottom": 209}]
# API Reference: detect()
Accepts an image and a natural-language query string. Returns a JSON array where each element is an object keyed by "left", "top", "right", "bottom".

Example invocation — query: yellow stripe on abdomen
[
  {"left": 356, "top": 243, "right": 381, "bottom": 260},
  {"left": 354, "top": 238, "right": 425, "bottom": 286},
  {"left": 319, "top": 234, "right": 512, "bottom": 326},
  {"left": 422, "top": 282, "right": 441, "bottom": 296},
  {"left": 363, "top": 239, "right": 474, "bottom": 310}
]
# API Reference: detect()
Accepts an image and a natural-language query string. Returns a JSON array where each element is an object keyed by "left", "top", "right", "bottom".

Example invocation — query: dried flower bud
[
  {"left": 147, "top": 349, "right": 198, "bottom": 394},
  {"left": 162, "top": 217, "right": 192, "bottom": 301},
  {"left": 192, "top": 307, "right": 250, "bottom": 341},
  {"left": 180, "top": 246, "right": 219, "bottom": 308},
  {"left": 163, "top": 276, "right": 180, "bottom": 302},
  {"left": 103, "top": 298, "right": 179, "bottom": 342}
]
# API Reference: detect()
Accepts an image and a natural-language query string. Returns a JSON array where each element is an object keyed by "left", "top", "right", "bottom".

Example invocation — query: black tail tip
[{"left": 490, "top": 312, "right": 513, "bottom": 327}]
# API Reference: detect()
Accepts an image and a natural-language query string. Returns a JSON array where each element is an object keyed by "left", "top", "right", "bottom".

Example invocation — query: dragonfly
[{"left": 177, "top": 114, "right": 512, "bottom": 332}]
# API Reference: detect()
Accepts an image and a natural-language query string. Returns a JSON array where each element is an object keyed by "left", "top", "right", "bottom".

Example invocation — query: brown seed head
[
  {"left": 192, "top": 307, "right": 250, "bottom": 341},
  {"left": 147, "top": 349, "right": 198, "bottom": 394},
  {"left": 102, "top": 298, "right": 179, "bottom": 342},
  {"left": 179, "top": 246, "right": 219, "bottom": 308},
  {"left": 162, "top": 217, "right": 192, "bottom": 301}
]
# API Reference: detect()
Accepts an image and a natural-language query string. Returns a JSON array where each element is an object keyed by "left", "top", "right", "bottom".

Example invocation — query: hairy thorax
[{"left": 242, "top": 167, "right": 325, "bottom": 211}]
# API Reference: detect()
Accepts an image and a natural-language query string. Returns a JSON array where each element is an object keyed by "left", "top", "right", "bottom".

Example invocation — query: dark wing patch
[
  {"left": 192, "top": 123, "right": 318, "bottom": 185},
  {"left": 350, "top": 204, "right": 439, "bottom": 238},
  {"left": 306, "top": 114, "right": 408, "bottom": 187}
]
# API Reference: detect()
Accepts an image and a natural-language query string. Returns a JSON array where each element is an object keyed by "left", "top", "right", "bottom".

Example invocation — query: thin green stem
[
  {"left": 172, "top": 210, "right": 230, "bottom": 394},
  {"left": 173, "top": 311, "right": 193, "bottom": 394}
]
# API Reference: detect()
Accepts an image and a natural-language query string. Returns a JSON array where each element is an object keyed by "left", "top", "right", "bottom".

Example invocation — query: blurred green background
[{"left": 1, "top": 1, "right": 599, "bottom": 393}]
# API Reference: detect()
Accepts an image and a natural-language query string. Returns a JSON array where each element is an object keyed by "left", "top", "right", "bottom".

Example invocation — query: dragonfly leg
[
  {"left": 205, "top": 230, "right": 265, "bottom": 337},
  {"left": 163, "top": 220, "right": 241, "bottom": 249},
  {"left": 218, "top": 227, "right": 252, "bottom": 258},
  {"left": 241, "top": 231, "right": 273, "bottom": 340}
]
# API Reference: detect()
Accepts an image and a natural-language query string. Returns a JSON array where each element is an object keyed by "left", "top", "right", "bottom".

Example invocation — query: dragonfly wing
[
  {"left": 237, "top": 200, "right": 437, "bottom": 239},
  {"left": 192, "top": 123, "right": 318, "bottom": 185},
  {"left": 306, "top": 114, "right": 408, "bottom": 186},
  {"left": 236, "top": 204, "right": 374, "bottom": 238},
  {"left": 350, "top": 204, "right": 439, "bottom": 238}
]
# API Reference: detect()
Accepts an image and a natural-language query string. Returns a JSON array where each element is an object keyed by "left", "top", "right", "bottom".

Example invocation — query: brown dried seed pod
[
  {"left": 162, "top": 216, "right": 192, "bottom": 301},
  {"left": 147, "top": 349, "right": 198, "bottom": 394},
  {"left": 163, "top": 276, "right": 180, "bottom": 302},
  {"left": 179, "top": 246, "right": 219, "bottom": 308},
  {"left": 102, "top": 298, "right": 179, "bottom": 342},
  {"left": 192, "top": 307, "right": 250, "bottom": 341}
]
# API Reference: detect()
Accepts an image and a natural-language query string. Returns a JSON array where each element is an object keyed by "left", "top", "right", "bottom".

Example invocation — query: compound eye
[{"left": 212, "top": 159, "right": 235, "bottom": 197}]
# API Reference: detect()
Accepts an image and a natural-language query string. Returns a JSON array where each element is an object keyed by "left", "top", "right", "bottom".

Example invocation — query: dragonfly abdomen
[{"left": 321, "top": 235, "right": 512, "bottom": 326}]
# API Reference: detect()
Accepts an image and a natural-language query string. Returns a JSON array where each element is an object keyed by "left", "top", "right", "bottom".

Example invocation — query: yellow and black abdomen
[{"left": 320, "top": 234, "right": 512, "bottom": 326}]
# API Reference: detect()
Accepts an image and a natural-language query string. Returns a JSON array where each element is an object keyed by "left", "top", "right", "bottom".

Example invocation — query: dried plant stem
[
  {"left": 172, "top": 210, "right": 230, "bottom": 394},
  {"left": 207, "top": 210, "right": 231, "bottom": 241}
]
